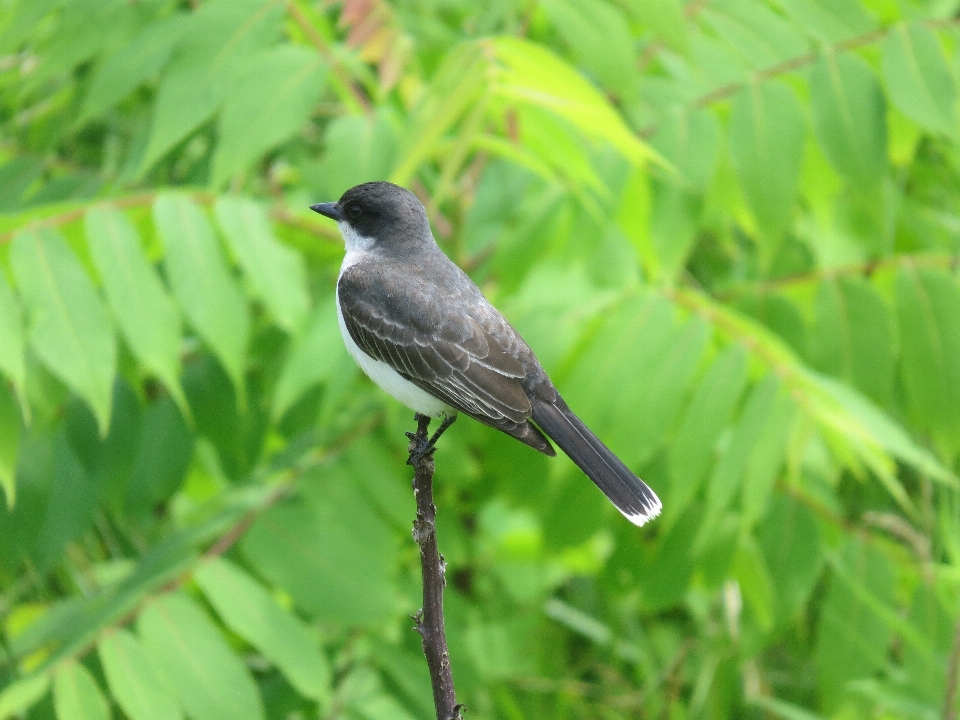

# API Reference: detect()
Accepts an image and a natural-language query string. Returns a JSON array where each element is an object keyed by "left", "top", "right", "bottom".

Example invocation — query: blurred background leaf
[{"left": 1, "top": 0, "right": 960, "bottom": 718}]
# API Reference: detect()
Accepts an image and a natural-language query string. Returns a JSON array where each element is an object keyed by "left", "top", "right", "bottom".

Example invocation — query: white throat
[
  {"left": 339, "top": 221, "right": 375, "bottom": 269},
  {"left": 334, "top": 221, "right": 453, "bottom": 419}
]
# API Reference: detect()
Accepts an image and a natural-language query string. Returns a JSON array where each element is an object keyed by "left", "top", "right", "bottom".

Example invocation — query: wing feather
[{"left": 338, "top": 265, "right": 533, "bottom": 426}]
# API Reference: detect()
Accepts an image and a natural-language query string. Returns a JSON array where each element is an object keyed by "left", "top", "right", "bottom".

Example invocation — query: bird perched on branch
[{"left": 311, "top": 181, "right": 661, "bottom": 526}]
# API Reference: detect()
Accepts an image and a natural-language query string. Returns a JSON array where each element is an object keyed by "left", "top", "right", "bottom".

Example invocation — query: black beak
[{"left": 310, "top": 202, "right": 342, "bottom": 221}]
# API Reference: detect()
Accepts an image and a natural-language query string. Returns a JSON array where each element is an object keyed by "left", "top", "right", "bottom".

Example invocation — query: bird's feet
[
  {"left": 406, "top": 413, "right": 457, "bottom": 466},
  {"left": 406, "top": 413, "right": 433, "bottom": 466}
]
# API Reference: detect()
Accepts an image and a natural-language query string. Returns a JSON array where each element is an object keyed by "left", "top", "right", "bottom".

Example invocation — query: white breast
[{"left": 336, "top": 227, "right": 453, "bottom": 418}]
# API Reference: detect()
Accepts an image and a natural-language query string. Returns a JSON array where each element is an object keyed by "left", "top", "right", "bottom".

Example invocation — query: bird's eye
[{"left": 347, "top": 203, "right": 362, "bottom": 219}]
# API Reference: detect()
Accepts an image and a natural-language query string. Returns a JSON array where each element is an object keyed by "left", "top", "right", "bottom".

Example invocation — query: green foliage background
[{"left": 1, "top": 0, "right": 960, "bottom": 718}]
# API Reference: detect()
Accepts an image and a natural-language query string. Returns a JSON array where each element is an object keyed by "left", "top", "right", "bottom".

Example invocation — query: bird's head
[{"left": 310, "top": 181, "right": 432, "bottom": 253}]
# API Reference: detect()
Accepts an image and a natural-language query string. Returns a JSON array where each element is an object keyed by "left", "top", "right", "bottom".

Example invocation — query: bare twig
[
  {"left": 407, "top": 414, "right": 462, "bottom": 720},
  {"left": 945, "top": 611, "right": 960, "bottom": 720}
]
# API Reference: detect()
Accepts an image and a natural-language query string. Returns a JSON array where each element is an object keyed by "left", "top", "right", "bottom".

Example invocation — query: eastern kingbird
[{"left": 310, "top": 182, "right": 661, "bottom": 526}]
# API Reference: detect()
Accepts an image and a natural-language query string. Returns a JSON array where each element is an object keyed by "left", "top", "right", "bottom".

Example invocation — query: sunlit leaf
[
  {"left": 53, "top": 661, "right": 109, "bottom": 720},
  {"left": 85, "top": 206, "right": 187, "bottom": 416},
  {"left": 882, "top": 22, "right": 956, "bottom": 137},
  {"left": 10, "top": 228, "right": 116, "bottom": 435},
  {"left": 138, "top": 593, "right": 265, "bottom": 720},
  {"left": 896, "top": 267, "right": 960, "bottom": 456},
  {"left": 624, "top": 0, "right": 689, "bottom": 54},
  {"left": 271, "top": 303, "right": 346, "bottom": 421},
  {"left": 0, "top": 674, "right": 50, "bottom": 720},
  {"left": 772, "top": 0, "right": 875, "bottom": 43},
  {"left": 490, "top": 37, "right": 654, "bottom": 166},
  {"left": 668, "top": 345, "right": 748, "bottom": 523},
  {"left": 211, "top": 47, "right": 327, "bottom": 187},
  {"left": 153, "top": 194, "right": 249, "bottom": 406},
  {"left": 741, "top": 386, "right": 796, "bottom": 527},
  {"left": 214, "top": 196, "right": 310, "bottom": 333},
  {"left": 0, "top": 384, "right": 20, "bottom": 508},
  {"left": 649, "top": 107, "right": 720, "bottom": 193},
  {"left": 195, "top": 557, "right": 331, "bottom": 702},
  {"left": 98, "top": 629, "right": 183, "bottom": 720},
  {"left": 729, "top": 80, "right": 805, "bottom": 242},
  {"left": 810, "top": 53, "right": 887, "bottom": 187},
  {"left": 79, "top": 13, "right": 186, "bottom": 124},
  {"left": 701, "top": 0, "right": 807, "bottom": 69},
  {"left": 140, "top": 0, "right": 283, "bottom": 170},
  {"left": 816, "top": 538, "right": 894, "bottom": 711},
  {"left": 541, "top": 0, "right": 638, "bottom": 99},
  {"left": 758, "top": 495, "right": 823, "bottom": 624},
  {"left": 0, "top": 269, "right": 27, "bottom": 417},
  {"left": 811, "top": 277, "right": 894, "bottom": 410},
  {"left": 241, "top": 473, "right": 397, "bottom": 626}
]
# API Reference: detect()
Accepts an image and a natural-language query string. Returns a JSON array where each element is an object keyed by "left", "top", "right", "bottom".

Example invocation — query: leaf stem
[
  {"left": 640, "top": 18, "right": 960, "bottom": 138},
  {"left": 284, "top": 0, "right": 373, "bottom": 115},
  {"left": 407, "top": 414, "right": 462, "bottom": 720},
  {"left": 0, "top": 192, "right": 340, "bottom": 246}
]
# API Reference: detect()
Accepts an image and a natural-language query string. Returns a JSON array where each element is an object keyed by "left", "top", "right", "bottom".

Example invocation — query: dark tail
[{"left": 531, "top": 397, "right": 661, "bottom": 526}]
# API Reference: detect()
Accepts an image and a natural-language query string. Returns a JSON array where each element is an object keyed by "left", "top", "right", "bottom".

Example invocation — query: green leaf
[
  {"left": 213, "top": 196, "right": 310, "bottom": 333},
  {"left": 0, "top": 384, "right": 20, "bottom": 508},
  {"left": 138, "top": 593, "right": 265, "bottom": 720},
  {"left": 810, "top": 53, "right": 887, "bottom": 187},
  {"left": 815, "top": 538, "right": 894, "bottom": 712},
  {"left": 562, "top": 296, "right": 708, "bottom": 467},
  {"left": 98, "top": 629, "right": 183, "bottom": 720},
  {"left": 211, "top": 47, "right": 326, "bottom": 186},
  {"left": 811, "top": 277, "right": 895, "bottom": 408},
  {"left": 729, "top": 81, "right": 805, "bottom": 241},
  {"left": 649, "top": 180, "right": 700, "bottom": 281},
  {"left": 758, "top": 495, "right": 823, "bottom": 624},
  {"left": 10, "top": 228, "right": 116, "bottom": 435},
  {"left": 312, "top": 112, "right": 399, "bottom": 198},
  {"left": 124, "top": 396, "right": 194, "bottom": 515},
  {"left": 490, "top": 37, "right": 653, "bottom": 166},
  {"left": 882, "top": 22, "right": 956, "bottom": 137},
  {"left": 0, "top": 268, "right": 27, "bottom": 417},
  {"left": 750, "top": 696, "right": 826, "bottom": 720},
  {"left": 271, "top": 303, "right": 346, "bottom": 421},
  {"left": 241, "top": 476, "right": 397, "bottom": 626},
  {"left": 30, "top": 0, "right": 139, "bottom": 89},
  {"left": 540, "top": 0, "right": 638, "bottom": 100},
  {"left": 703, "top": 374, "right": 780, "bottom": 522},
  {"left": 701, "top": 0, "right": 807, "bottom": 69},
  {"left": 667, "top": 345, "right": 748, "bottom": 523},
  {"left": 79, "top": 13, "right": 187, "bottom": 124},
  {"left": 153, "top": 194, "right": 249, "bottom": 406},
  {"left": 624, "top": 0, "right": 689, "bottom": 54},
  {"left": 741, "top": 386, "right": 796, "bottom": 527},
  {"left": 817, "top": 374, "right": 956, "bottom": 492},
  {"left": 53, "top": 661, "right": 109, "bottom": 720},
  {"left": 0, "top": 674, "right": 50, "bottom": 720},
  {"left": 85, "top": 206, "right": 188, "bottom": 416},
  {"left": 896, "top": 267, "right": 960, "bottom": 456},
  {"left": 140, "top": 0, "right": 283, "bottom": 170},
  {"left": 772, "top": 0, "right": 875, "bottom": 43},
  {"left": 32, "top": 431, "right": 99, "bottom": 570},
  {"left": 649, "top": 107, "right": 720, "bottom": 193},
  {"left": 732, "top": 535, "right": 775, "bottom": 631},
  {"left": 195, "top": 557, "right": 331, "bottom": 702}
]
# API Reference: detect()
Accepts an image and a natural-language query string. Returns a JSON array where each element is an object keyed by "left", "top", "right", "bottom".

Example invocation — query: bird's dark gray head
[{"left": 310, "top": 182, "right": 431, "bottom": 249}]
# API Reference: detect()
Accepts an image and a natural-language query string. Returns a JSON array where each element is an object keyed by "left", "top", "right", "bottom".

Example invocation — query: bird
[{"left": 310, "top": 181, "right": 661, "bottom": 526}]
